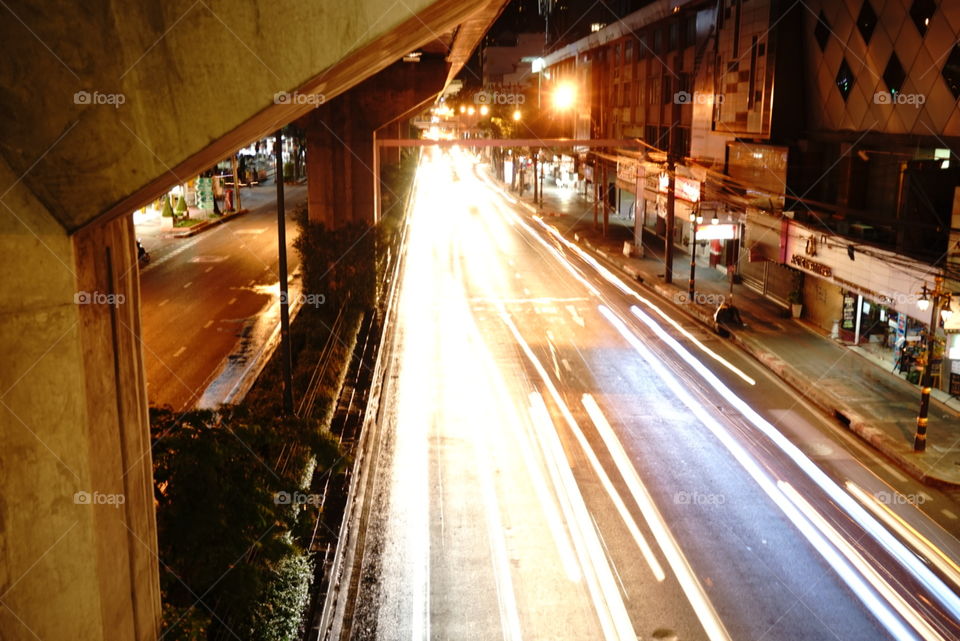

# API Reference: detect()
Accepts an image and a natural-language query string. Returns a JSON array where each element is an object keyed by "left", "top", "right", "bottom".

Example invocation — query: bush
[
  {"left": 161, "top": 194, "right": 174, "bottom": 218},
  {"left": 175, "top": 194, "right": 188, "bottom": 218},
  {"left": 248, "top": 552, "right": 313, "bottom": 641},
  {"left": 151, "top": 407, "right": 341, "bottom": 640}
]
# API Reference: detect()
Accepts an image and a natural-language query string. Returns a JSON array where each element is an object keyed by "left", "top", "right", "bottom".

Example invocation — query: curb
[
  {"left": 510, "top": 191, "right": 960, "bottom": 489},
  {"left": 171, "top": 208, "right": 250, "bottom": 238}
]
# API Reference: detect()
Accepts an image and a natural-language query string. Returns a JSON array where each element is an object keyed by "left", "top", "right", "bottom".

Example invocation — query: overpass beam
[{"left": 305, "top": 59, "right": 447, "bottom": 229}]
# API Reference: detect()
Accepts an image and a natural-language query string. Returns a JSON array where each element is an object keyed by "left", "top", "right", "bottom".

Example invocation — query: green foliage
[
  {"left": 150, "top": 406, "right": 342, "bottom": 640},
  {"left": 248, "top": 552, "right": 313, "bottom": 641},
  {"left": 161, "top": 194, "right": 175, "bottom": 218},
  {"left": 175, "top": 193, "right": 188, "bottom": 218},
  {"left": 283, "top": 161, "right": 295, "bottom": 182},
  {"left": 293, "top": 204, "right": 376, "bottom": 311}
]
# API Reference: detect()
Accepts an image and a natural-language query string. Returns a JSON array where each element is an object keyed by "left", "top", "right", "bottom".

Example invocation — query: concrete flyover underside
[{"left": 0, "top": 1, "right": 507, "bottom": 640}]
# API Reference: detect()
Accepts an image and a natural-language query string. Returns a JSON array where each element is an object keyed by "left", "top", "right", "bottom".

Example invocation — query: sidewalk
[{"left": 503, "top": 173, "right": 960, "bottom": 487}]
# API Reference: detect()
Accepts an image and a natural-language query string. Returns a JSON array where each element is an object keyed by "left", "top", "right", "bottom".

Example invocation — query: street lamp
[
  {"left": 688, "top": 210, "right": 703, "bottom": 300},
  {"left": 913, "top": 276, "right": 952, "bottom": 451},
  {"left": 512, "top": 109, "right": 522, "bottom": 121}
]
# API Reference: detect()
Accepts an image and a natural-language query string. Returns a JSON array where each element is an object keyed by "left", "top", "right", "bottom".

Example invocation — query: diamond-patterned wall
[{"left": 804, "top": 0, "right": 960, "bottom": 137}]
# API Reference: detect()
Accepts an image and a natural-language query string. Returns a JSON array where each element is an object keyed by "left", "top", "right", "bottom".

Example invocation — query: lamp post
[
  {"left": 914, "top": 276, "right": 952, "bottom": 451},
  {"left": 688, "top": 210, "right": 703, "bottom": 300}
]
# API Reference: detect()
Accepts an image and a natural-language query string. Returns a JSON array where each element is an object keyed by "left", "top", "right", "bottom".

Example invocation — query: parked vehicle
[{"left": 137, "top": 239, "right": 150, "bottom": 267}]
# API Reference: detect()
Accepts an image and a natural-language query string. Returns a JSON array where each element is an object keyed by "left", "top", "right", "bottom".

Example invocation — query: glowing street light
[
  {"left": 479, "top": 104, "right": 489, "bottom": 116},
  {"left": 467, "top": 106, "right": 476, "bottom": 116},
  {"left": 552, "top": 82, "right": 577, "bottom": 110},
  {"left": 512, "top": 109, "right": 522, "bottom": 121}
]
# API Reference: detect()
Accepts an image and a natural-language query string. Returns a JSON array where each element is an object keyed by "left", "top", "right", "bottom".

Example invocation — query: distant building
[
  {"left": 539, "top": 0, "right": 960, "bottom": 394},
  {"left": 483, "top": 32, "right": 545, "bottom": 85}
]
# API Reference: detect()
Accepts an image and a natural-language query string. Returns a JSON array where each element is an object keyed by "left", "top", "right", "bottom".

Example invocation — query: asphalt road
[
  {"left": 348, "top": 150, "right": 960, "bottom": 641},
  {"left": 137, "top": 183, "right": 305, "bottom": 411}
]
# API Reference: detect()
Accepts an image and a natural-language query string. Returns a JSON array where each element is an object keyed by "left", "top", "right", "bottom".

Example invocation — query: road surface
[
  {"left": 137, "top": 183, "right": 305, "bottom": 410},
  {"left": 344, "top": 150, "right": 960, "bottom": 641}
]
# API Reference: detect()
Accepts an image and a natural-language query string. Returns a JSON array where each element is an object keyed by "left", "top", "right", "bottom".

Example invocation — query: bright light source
[
  {"left": 918, "top": 297, "right": 931, "bottom": 312},
  {"left": 459, "top": 105, "right": 466, "bottom": 113},
  {"left": 479, "top": 104, "right": 489, "bottom": 116},
  {"left": 467, "top": 106, "right": 476, "bottom": 115},
  {"left": 512, "top": 109, "right": 522, "bottom": 121},
  {"left": 552, "top": 82, "right": 577, "bottom": 110}
]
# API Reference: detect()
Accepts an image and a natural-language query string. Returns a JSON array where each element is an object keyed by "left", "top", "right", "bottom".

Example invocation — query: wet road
[
  {"left": 348, "top": 151, "right": 960, "bottom": 641},
  {"left": 137, "top": 184, "right": 304, "bottom": 410}
]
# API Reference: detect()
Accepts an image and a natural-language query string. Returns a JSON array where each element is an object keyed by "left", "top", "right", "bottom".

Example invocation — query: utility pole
[
  {"left": 231, "top": 154, "right": 242, "bottom": 212},
  {"left": 275, "top": 130, "right": 294, "bottom": 416},
  {"left": 665, "top": 153, "right": 676, "bottom": 284},
  {"left": 914, "top": 276, "right": 947, "bottom": 451}
]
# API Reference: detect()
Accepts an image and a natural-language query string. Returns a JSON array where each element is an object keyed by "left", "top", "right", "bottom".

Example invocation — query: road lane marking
[
  {"left": 203, "top": 320, "right": 213, "bottom": 329},
  {"left": 505, "top": 312, "right": 666, "bottom": 584},
  {"left": 782, "top": 482, "right": 943, "bottom": 641},
  {"left": 527, "top": 392, "right": 637, "bottom": 641},
  {"left": 581, "top": 393, "right": 730, "bottom": 641},
  {"left": 158, "top": 298, "right": 170, "bottom": 307},
  {"left": 228, "top": 297, "right": 237, "bottom": 305},
  {"left": 943, "top": 510, "right": 958, "bottom": 520},
  {"left": 183, "top": 281, "right": 192, "bottom": 289},
  {"left": 590, "top": 511, "right": 628, "bottom": 599},
  {"left": 567, "top": 305, "right": 586, "bottom": 327},
  {"left": 847, "top": 482, "right": 960, "bottom": 590},
  {"left": 600, "top": 305, "right": 960, "bottom": 636},
  {"left": 205, "top": 266, "right": 214, "bottom": 273},
  {"left": 173, "top": 346, "right": 186, "bottom": 358}
]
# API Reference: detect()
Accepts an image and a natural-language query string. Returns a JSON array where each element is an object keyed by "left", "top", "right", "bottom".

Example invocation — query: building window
[
  {"left": 669, "top": 22, "right": 679, "bottom": 51},
  {"left": 883, "top": 52, "right": 906, "bottom": 96},
  {"left": 654, "top": 28, "right": 663, "bottom": 54},
  {"left": 685, "top": 16, "right": 697, "bottom": 48},
  {"left": 637, "top": 33, "right": 648, "bottom": 58},
  {"left": 649, "top": 77, "right": 661, "bottom": 105},
  {"left": 624, "top": 82, "right": 633, "bottom": 107},
  {"left": 814, "top": 10, "right": 831, "bottom": 52},
  {"left": 663, "top": 75, "right": 673, "bottom": 104},
  {"left": 857, "top": 1, "right": 878, "bottom": 44},
  {"left": 942, "top": 44, "right": 960, "bottom": 99},
  {"left": 909, "top": 0, "right": 936, "bottom": 36},
  {"left": 836, "top": 58, "right": 855, "bottom": 101}
]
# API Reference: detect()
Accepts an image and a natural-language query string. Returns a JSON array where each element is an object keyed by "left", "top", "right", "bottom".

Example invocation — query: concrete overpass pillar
[
  {"left": 306, "top": 59, "right": 447, "bottom": 229},
  {"left": 0, "top": 157, "right": 160, "bottom": 641}
]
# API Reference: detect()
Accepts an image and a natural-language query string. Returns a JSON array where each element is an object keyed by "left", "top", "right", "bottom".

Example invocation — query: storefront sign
[
  {"left": 696, "top": 223, "right": 737, "bottom": 240},
  {"left": 785, "top": 220, "right": 932, "bottom": 322},
  {"left": 790, "top": 254, "right": 832, "bottom": 277}
]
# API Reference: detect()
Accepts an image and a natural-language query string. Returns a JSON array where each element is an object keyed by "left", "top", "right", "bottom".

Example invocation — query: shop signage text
[{"left": 790, "top": 254, "right": 832, "bottom": 277}]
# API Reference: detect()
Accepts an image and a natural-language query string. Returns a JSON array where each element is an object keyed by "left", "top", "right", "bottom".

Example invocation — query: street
[
  {"left": 349, "top": 150, "right": 960, "bottom": 641},
  {"left": 137, "top": 184, "right": 305, "bottom": 411}
]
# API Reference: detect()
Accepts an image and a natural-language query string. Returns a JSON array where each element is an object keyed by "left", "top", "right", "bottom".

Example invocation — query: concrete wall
[{"left": 0, "top": 155, "right": 159, "bottom": 640}]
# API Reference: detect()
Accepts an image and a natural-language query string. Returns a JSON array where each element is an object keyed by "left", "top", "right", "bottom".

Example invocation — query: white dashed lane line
[
  {"left": 183, "top": 281, "right": 192, "bottom": 289},
  {"left": 173, "top": 346, "right": 186, "bottom": 358},
  {"left": 203, "top": 320, "right": 213, "bottom": 329}
]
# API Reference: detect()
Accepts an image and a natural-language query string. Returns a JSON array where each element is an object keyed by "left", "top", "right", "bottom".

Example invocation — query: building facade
[{"left": 540, "top": 0, "right": 960, "bottom": 394}]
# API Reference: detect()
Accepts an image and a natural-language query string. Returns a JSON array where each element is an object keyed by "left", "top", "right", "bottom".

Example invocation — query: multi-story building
[{"left": 540, "top": 0, "right": 960, "bottom": 395}]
